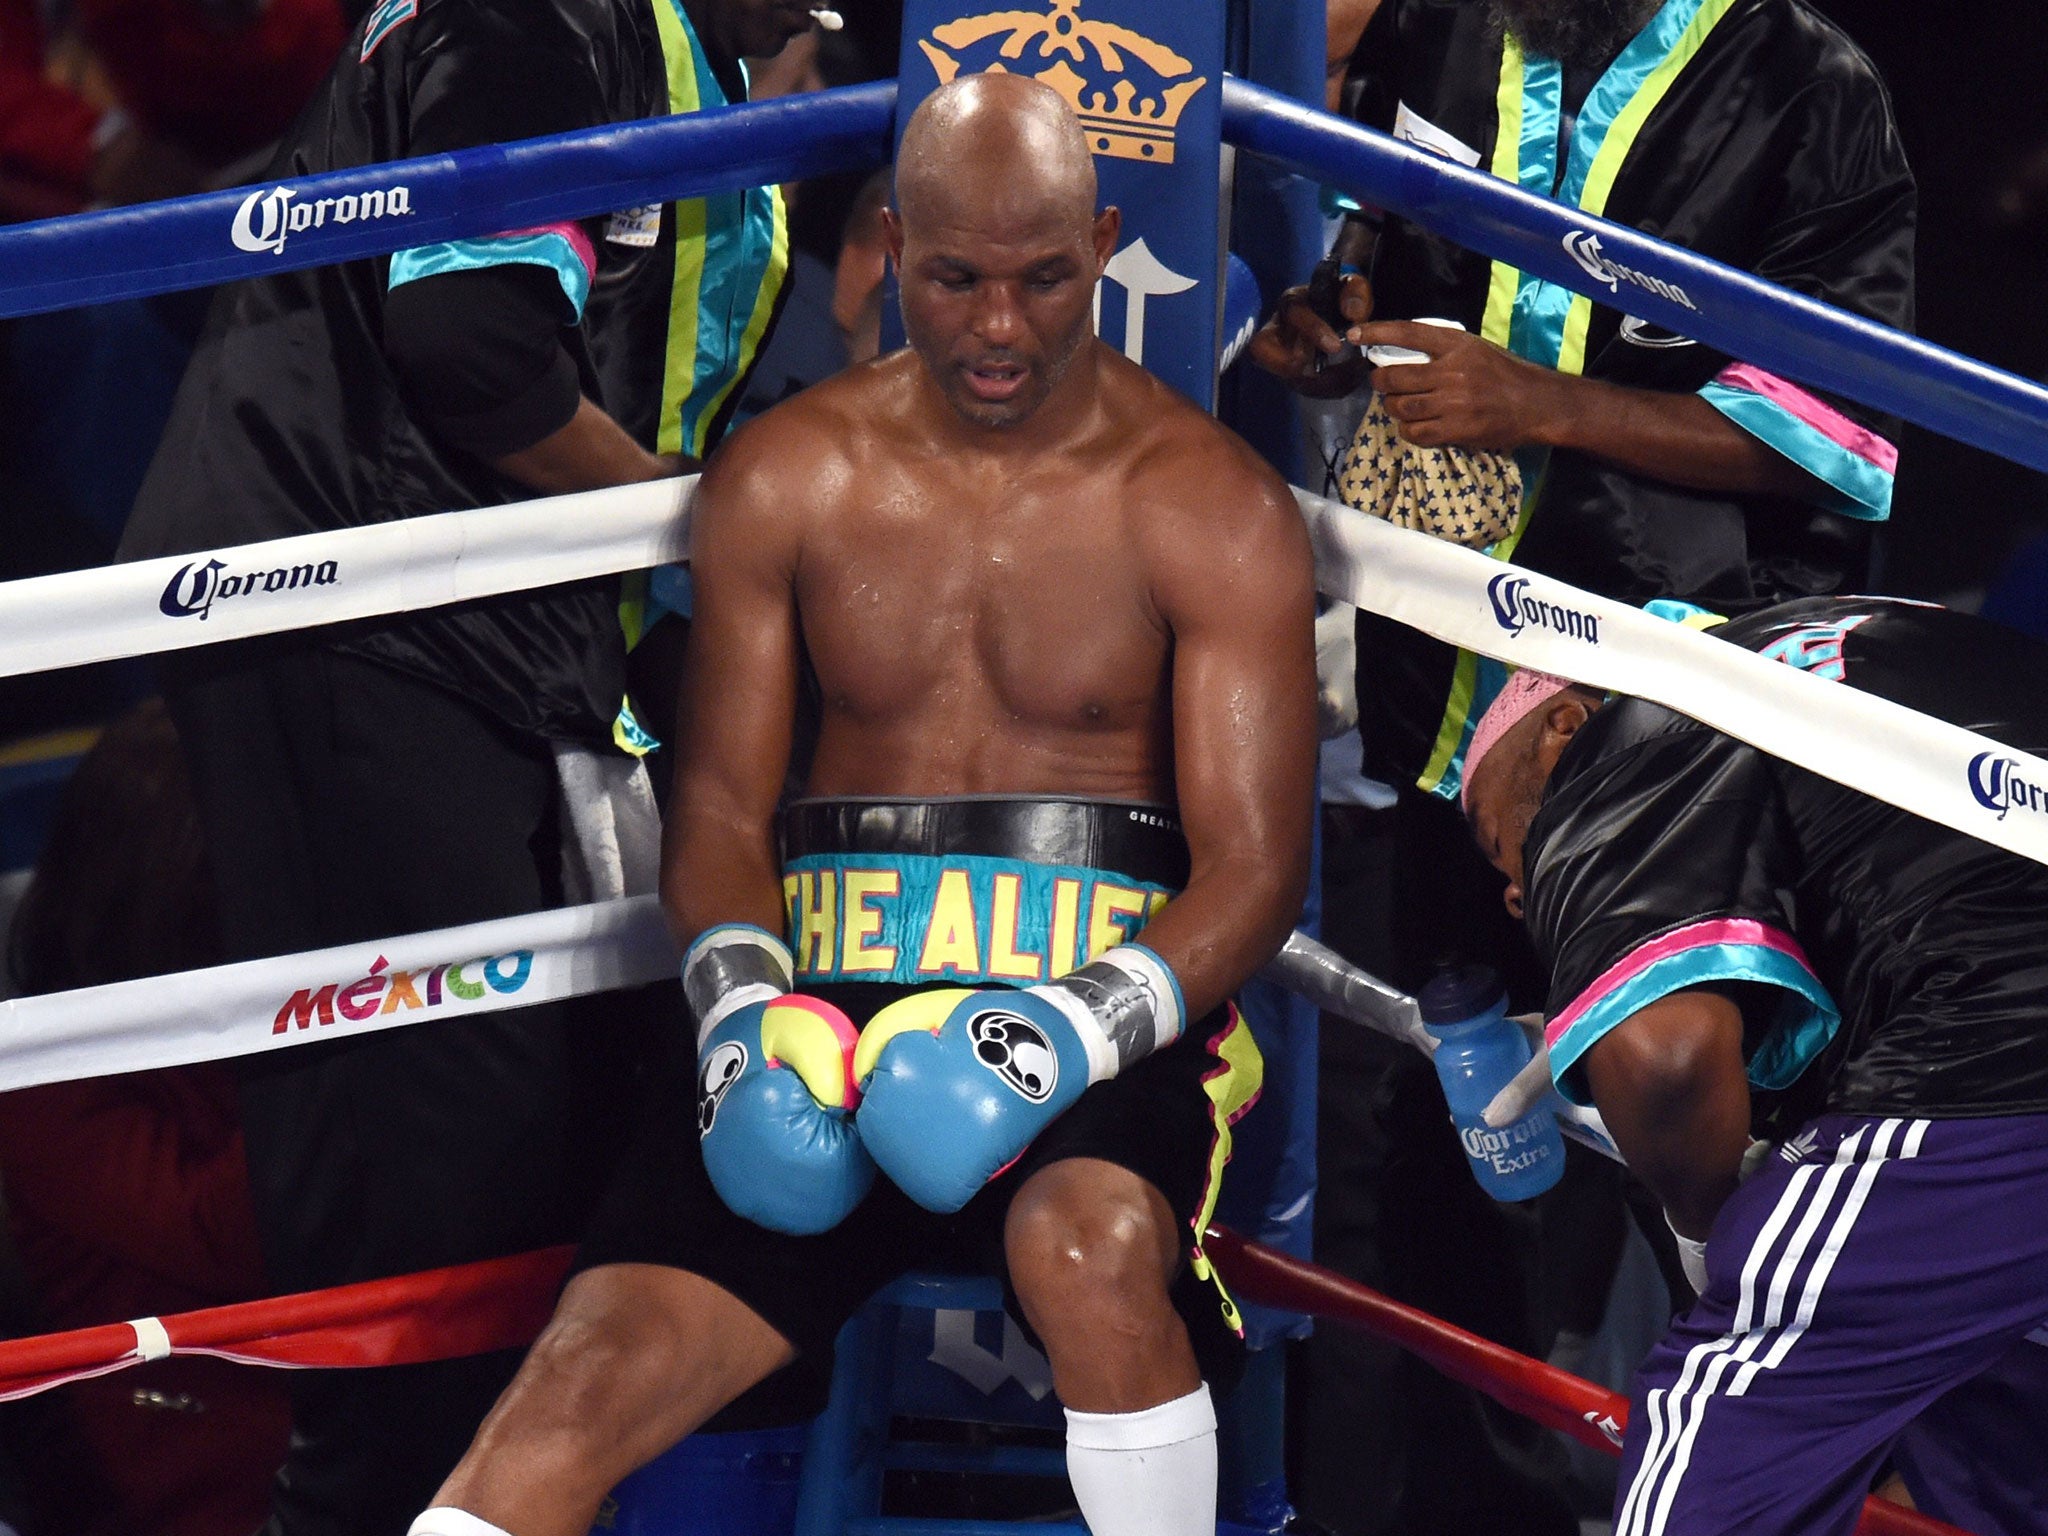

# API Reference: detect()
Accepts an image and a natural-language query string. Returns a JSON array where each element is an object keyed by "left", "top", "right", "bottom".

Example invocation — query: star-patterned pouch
[{"left": 1334, "top": 391, "right": 1521, "bottom": 550}]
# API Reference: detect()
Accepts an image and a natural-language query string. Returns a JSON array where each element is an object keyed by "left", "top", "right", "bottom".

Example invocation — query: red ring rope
[
  {"left": 0, "top": 1246, "right": 570, "bottom": 1401},
  {"left": 1204, "top": 1227, "right": 1970, "bottom": 1536},
  {"left": 0, "top": 1230, "right": 1972, "bottom": 1535}
]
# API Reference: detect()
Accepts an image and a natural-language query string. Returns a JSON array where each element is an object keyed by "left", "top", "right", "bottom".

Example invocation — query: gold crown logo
[{"left": 918, "top": 0, "right": 1208, "bottom": 166}]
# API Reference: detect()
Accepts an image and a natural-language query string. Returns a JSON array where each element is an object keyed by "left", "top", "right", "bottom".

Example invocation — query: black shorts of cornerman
[{"left": 572, "top": 796, "right": 1264, "bottom": 1426}]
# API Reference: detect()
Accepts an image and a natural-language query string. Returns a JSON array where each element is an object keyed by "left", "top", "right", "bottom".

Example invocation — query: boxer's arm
[
  {"left": 1133, "top": 439, "right": 1319, "bottom": 1021},
  {"left": 660, "top": 429, "right": 805, "bottom": 948},
  {"left": 1581, "top": 988, "right": 1752, "bottom": 1240},
  {"left": 664, "top": 425, "right": 874, "bottom": 1235}
]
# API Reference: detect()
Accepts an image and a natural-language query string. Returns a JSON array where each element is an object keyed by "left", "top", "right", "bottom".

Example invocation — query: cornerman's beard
[{"left": 1488, "top": 0, "right": 1659, "bottom": 67}]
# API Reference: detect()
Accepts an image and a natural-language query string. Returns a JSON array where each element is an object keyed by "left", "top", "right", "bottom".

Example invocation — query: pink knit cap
[{"left": 1460, "top": 668, "right": 1575, "bottom": 812}]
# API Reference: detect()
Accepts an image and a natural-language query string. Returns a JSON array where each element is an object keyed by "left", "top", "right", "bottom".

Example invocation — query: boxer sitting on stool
[{"left": 408, "top": 72, "right": 1318, "bottom": 1536}]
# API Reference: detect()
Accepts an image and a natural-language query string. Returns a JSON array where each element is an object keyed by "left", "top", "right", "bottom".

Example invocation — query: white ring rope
[
  {"left": 1293, "top": 486, "right": 2048, "bottom": 870},
  {"left": 0, "top": 477, "right": 692, "bottom": 679},
  {"left": 0, "top": 895, "right": 673, "bottom": 1093},
  {"left": 4, "top": 479, "right": 2043, "bottom": 865},
  {"left": 5, "top": 484, "right": 2047, "bottom": 1091},
  {"left": 0, "top": 888, "right": 1626, "bottom": 1169}
]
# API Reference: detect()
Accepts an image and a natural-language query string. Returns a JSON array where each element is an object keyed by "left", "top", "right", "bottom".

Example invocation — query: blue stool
[
  {"left": 791, "top": 1274, "right": 1296, "bottom": 1536},
  {"left": 796, "top": 1273, "right": 1080, "bottom": 1536},
  {"left": 602, "top": 1272, "right": 1296, "bottom": 1535},
  {"left": 602, "top": 1423, "right": 808, "bottom": 1535}
]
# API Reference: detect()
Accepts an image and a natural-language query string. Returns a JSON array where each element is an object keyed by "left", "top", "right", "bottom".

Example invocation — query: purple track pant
[{"left": 1612, "top": 1113, "right": 2048, "bottom": 1536}]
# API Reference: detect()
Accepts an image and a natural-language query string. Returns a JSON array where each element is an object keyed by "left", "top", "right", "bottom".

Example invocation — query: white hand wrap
[
  {"left": 681, "top": 923, "right": 793, "bottom": 1044},
  {"left": 1031, "top": 944, "right": 1187, "bottom": 1084}
]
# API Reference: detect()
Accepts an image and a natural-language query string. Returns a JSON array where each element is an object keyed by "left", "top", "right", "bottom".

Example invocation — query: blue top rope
[
  {"left": 0, "top": 81, "right": 896, "bottom": 322},
  {"left": 1, "top": 75, "right": 2044, "bottom": 477}
]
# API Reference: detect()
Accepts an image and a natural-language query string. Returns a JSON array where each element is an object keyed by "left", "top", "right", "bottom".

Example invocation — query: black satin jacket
[
  {"left": 119, "top": 0, "right": 674, "bottom": 744},
  {"left": 1352, "top": 0, "right": 1917, "bottom": 787},
  {"left": 1527, "top": 598, "right": 2048, "bottom": 1122}
]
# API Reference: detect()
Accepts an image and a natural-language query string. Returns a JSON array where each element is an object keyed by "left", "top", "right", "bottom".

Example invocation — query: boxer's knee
[
  {"left": 1003, "top": 1158, "right": 1182, "bottom": 1359},
  {"left": 512, "top": 1297, "right": 666, "bottom": 1439},
  {"left": 457, "top": 1265, "right": 794, "bottom": 1498}
]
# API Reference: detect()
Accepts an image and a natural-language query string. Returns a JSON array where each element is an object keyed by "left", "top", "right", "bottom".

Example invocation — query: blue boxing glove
[
  {"left": 684, "top": 924, "right": 876, "bottom": 1235},
  {"left": 852, "top": 945, "right": 1186, "bottom": 1213}
]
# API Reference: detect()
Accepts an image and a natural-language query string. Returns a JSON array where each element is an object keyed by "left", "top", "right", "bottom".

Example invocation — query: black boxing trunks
[{"left": 573, "top": 796, "right": 1263, "bottom": 1424}]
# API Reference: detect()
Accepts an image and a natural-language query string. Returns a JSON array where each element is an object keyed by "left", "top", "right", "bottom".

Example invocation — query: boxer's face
[{"left": 889, "top": 197, "right": 1120, "bottom": 430}]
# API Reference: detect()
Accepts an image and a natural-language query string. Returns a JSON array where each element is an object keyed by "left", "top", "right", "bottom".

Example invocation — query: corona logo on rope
[
  {"left": 1486, "top": 573, "right": 1602, "bottom": 645},
  {"left": 231, "top": 182, "right": 414, "bottom": 258},
  {"left": 1562, "top": 230, "right": 1697, "bottom": 313},
  {"left": 916, "top": 0, "right": 1208, "bottom": 166},
  {"left": 159, "top": 554, "right": 340, "bottom": 621},
  {"left": 1968, "top": 752, "right": 2048, "bottom": 824}
]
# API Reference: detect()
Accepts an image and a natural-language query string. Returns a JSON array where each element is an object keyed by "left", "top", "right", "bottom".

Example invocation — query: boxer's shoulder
[
  {"left": 699, "top": 362, "right": 903, "bottom": 508},
  {"left": 1083, "top": 358, "right": 1311, "bottom": 606},
  {"left": 1094, "top": 349, "right": 1281, "bottom": 481},
  {"left": 1113, "top": 391, "right": 1301, "bottom": 553}
]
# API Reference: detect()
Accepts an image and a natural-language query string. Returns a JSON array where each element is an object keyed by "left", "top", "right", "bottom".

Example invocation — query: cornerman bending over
[
  {"left": 407, "top": 72, "right": 1318, "bottom": 1536},
  {"left": 1461, "top": 596, "right": 2048, "bottom": 1536}
]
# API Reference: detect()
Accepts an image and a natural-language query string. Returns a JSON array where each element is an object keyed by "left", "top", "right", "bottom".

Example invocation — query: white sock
[
  {"left": 407, "top": 1511, "right": 512, "bottom": 1536},
  {"left": 1064, "top": 1382, "right": 1217, "bottom": 1536}
]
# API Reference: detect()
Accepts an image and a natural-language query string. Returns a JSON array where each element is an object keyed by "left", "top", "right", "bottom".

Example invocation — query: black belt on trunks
[{"left": 781, "top": 795, "right": 1191, "bottom": 891}]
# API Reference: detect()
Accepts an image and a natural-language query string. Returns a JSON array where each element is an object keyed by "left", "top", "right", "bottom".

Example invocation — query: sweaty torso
[{"left": 790, "top": 348, "right": 1193, "bottom": 804}]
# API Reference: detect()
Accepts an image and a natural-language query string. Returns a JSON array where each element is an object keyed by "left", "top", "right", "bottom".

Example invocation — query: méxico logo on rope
[
  {"left": 1487, "top": 574, "right": 1601, "bottom": 645},
  {"left": 273, "top": 950, "right": 534, "bottom": 1035}
]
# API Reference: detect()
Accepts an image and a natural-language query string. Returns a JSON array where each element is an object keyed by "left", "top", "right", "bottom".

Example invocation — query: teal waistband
[{"left": 783, "top": 850, "right": 1176, "bottom": 989}]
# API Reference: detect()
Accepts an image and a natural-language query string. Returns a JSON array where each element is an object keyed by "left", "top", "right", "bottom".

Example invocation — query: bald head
[
  {"left": 886, "top": 73, "right": 1117, "bottom": 430},
  {"left": 896, "top": 73, "right": 1098, "bottom": 238}
]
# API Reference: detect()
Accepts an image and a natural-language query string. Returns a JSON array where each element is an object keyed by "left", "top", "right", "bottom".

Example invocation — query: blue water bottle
[{"left": 1419, "top": 964, "right": 1564, "bottom": 1201}]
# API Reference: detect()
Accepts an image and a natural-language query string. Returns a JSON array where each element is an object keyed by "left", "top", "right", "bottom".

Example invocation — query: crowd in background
[{"left": 0, "top": 1, "right": 2044, "bottom": 1533}]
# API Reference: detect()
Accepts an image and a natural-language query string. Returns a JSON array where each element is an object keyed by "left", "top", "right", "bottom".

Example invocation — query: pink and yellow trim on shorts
[{"left": 1190, "top": 1003, "right": 1265, "bottom": 1336}]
